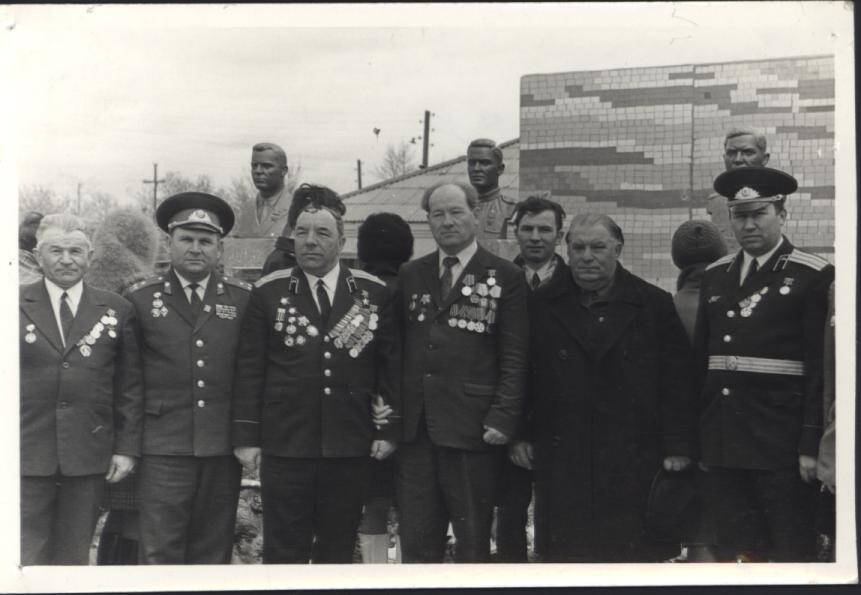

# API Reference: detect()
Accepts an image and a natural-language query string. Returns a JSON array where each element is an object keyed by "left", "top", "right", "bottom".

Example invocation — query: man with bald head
[
  {"left": 20, "top": 214, "right": 143, "bottom": 564},
  {"left": 235, "top": 142, "right": 292, "bottom": 239},
  {"left": 516, "top": 212, "right": 694, "bottom": 561},
  {"left": 232, "top": 187, "right": 400, "bottom": 563},
  {"left": 396, "top": 181, "right": 528, "bottom": 562}
]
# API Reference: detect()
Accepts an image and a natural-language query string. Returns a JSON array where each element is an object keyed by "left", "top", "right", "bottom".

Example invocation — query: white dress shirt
[
  {"left": 438, "top": 240, "right": 479, "bottom": 282},
  {"left": 523, "top": 256, "right": 558, "bottom": 287},
  {"left": 44, "top": 278, "right": 83, "bottom": 346},
  {"left": 304, "top": 264, "right": 341, "bottom": 313},
  {"left": 174, "top": 271, "right": 210, "bottom": 303},
  {"left": 739, "top": 237, "right": 783, "bottom": 286}
]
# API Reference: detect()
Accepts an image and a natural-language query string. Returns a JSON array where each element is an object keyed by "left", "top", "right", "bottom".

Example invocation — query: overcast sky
[{"left": 4, "top": 2, "right": 853, "bottom": 205}]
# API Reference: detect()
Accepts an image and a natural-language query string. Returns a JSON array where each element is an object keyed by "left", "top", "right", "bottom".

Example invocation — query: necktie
[
  {"left": 188, "top": 282, "right": 203, "bottom": 312},
  {"left": 59, "top": 291, "right": 74, "bottom": 346},
  {"left": 531, "top": 271, "right": 541, "bottom": 290},
  {"left": 316, "top": 279, "right": 332, "bottom": 326},
  {"left": 440, "top": 256, "right": 459, "bottom": 300},
  {"left": 742, "top": 258, "right": 758, "bottom": 287}
]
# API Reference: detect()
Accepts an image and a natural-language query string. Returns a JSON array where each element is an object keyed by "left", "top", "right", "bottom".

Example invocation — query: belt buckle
[{"left": 725, "top": 355, "right": 738, "bottom": 371}]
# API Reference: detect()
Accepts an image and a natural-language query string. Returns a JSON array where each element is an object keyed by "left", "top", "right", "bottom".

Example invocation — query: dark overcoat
[
  {"left": 125, "top": 269, "right": 251, "bottom": 456},
  {"left": 20, "top": 281, "right": 143, "bottom": 476},
  {"left": 398, "top": 246, "right": 529, "bottom": 451},
  {"left": 527, "top": 265, "right": 694, "bottom": 559},
  {"left": 232, "top": 265, "right": 400, "bottom": 457}
]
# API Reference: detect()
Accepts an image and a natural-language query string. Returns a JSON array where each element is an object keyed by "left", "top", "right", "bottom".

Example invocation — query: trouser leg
[
  {"left": 495, "top": 460, "right": 532, "bottom": 562},
  {"left": 52, "top": 473, "right": 104, "bottom": 565},
  {"left": 312, "top": 457, "right": 368, "bottom": 564},
  {"left": 186, "top": 455, "right": 242, "bottom": 564},
  {"left": 260, "top": 455, "right": 315, "bottom": 563},
  {"left": 21, "top": 475, "right": 58, "bottom": 566},
  {"left": 137, "top": 455, "right": 196, "bottom": 564}
]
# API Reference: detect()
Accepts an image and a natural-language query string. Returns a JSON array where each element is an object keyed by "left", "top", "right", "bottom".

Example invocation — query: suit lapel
[
  {"left": 63, "top": 285, "right": 107, "bottom": 356},
  {"left": 724, "top": 239, "right": 793, "bottom": 304},
  {"left": 20, "top": 281, "right": 64, "bottom": 353},
  {"left": 546, "top": 273, "right": 590, "bottom": 353},
  {"left": 417, "top": 253, "right": 442, "bottom": 308},
  {"left": 591, "top": 274, "right": 642, "bottom": 362},
  {"left": 164, "top": 269, "right": 196, "bottom": 327}
]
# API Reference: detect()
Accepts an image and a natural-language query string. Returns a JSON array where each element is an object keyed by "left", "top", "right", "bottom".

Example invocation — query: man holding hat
[
  {"left": 693, "top": 166, "right": 833, "bottom": 561},
  {"left": 126, "top": 192, "right": 252, "bottom": 564}
]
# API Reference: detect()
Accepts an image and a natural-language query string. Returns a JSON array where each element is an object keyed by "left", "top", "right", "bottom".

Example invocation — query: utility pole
[
  {"left": 143, "top": 163, "right": 165, "bottom": 215},
  {"left": 421, "top": 110, "right": 431, "bottom": 169},
  {"left": 356, "top": 159, "right": 363, "bottom": 190}
]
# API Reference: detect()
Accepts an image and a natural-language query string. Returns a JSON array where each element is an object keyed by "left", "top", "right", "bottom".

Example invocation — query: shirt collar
[
  {"left": 523, "top": 256, "right": 558, "bottom": 283},
  {"left": 304, "top": 263, "right": 341, "bottom": 292},
  {"left": 439, "top": 240, "right": 478, "bottom": 271},
  {"left": 44, "top": 277, "right": 83, "bottom": 307},
  {"left": 743, "top": 236, "right": 784, "bottom": 271},
  {"left": 174, "top": 271, "right": 211, "bottom": 291}
]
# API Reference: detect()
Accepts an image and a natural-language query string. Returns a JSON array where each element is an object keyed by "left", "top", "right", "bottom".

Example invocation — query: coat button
[
  {"left": 196, "top": 360, "right": 205, "bottom": 367},
  {"left": 558, "top": 349, "right": 568, "bottom": 360},
  {"left": 723, "top": 335, "right": 732, "bottom": 343},
  {"left": 323, "top": 387, "right": 332, "bottom": 395},
  {"left": 323, "top": 351, "right": 332, "bottom": 359},
  {"left": 196, "top": 339, "right": 204, "bottom": 348},
  {"left": 197, "top": 379, "right": 205, "bottom": 388},
  {"left": 721, "top": 387, "right": 731, "bottom": 396},
  {"left": 197, "top": 400, "right": 205, "bottom": 408},
  {"left": 324, "top": 369, "right": 332, "bottom": 377},
  {"left": 62, "top": 362, "right": 70, "bottom": 369}
]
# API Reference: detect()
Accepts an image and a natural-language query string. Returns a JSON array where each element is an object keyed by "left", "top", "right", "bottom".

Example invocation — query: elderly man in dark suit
[
  {"left": 232, "top": 188, "right": 400, "bottom": 564},
  {"left": 518, "top": 212, "right": 694, "bottom": 562},
  {"left": 19, "top": 213, "right": 143, "bottom": 565},
  {"left": 126, "top": 192, "right": 251, "bottom": 564},
  {"left": 396, "top": 181, "right": 529, "bottom": 563}
]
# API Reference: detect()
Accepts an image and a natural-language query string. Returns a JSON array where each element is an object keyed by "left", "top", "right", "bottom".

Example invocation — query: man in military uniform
[
  {"left": 232, "top": 195, "right": 400, "bottom": 564},
  {"left": 20, "top": 213, "right": 142, "bottom": 565},
  {"left": 708, "top": 128, "right": 772, "bottom": 252},
  {"left": 694, "top": 166, "right": 833, "bottom": 562},
  {"left": 396, "top": 181, "right": 528, "bottom": 563},
  {"left": 234, "top": 142, "right": 291, "bottom": 239},
  {"left": 467, "top": 138, "right": 517, "bottom": 241},
  {"left": 126, "top": 192, "right": 251, "bottom": 564}
]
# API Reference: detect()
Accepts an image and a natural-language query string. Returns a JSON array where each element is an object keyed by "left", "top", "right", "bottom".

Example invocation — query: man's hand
[
  {"left": 370, "top": 440, "right": 396, "bottom": 460},
  {"left": 105, "top": 454, "right": 136, "bottom": 483},
  {"left": 799, "top": 454, "right": 817, "bottom": 483},
  {"left": 372, "top": 395, "right": 393, "bottom": 429},
  {"left": 663, "top": 455, "right": 691, "bottom": 472},
  {"left": 482, "top": 425, "right": 508, "bottom": 446},
  {"left": 509, "top": 441, "right": 534, "bottom": 470},
  {"left": 234, "top": 446, "right": 262, "bottom": 473}
]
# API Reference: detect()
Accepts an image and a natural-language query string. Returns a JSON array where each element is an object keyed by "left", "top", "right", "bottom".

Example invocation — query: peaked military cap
[
  {"left": 156, "top": 192, "right": 235, "bottom": 236},
  {"left": 713, "top": 166, "right": 798, "bottom": 210}
]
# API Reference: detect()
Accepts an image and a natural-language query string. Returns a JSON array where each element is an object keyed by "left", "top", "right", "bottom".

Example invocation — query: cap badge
[{"left": 736, "top": 186, "right": 760, "bottom": 200}]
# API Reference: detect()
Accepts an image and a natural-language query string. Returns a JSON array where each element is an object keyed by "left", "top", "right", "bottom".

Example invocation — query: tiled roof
[{"left": 341, "top": 138, "right": 519, "bottom": 223}]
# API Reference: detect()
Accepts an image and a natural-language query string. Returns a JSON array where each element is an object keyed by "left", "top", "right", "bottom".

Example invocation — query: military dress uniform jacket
[
  {"left": 20, "top": 281, "right": 143, "bottom": 476},
  {"left": 693, "top": 238, "right": 833, "bottom": 469},
  {"left": 398, "top": 246, "right": 529, "bottom": 451},
  {"left": 232, "top": 266, "right": 400, "bottom": 457},
  {"left": 125, "top": 270, "right": 251, "bottom": 457}
]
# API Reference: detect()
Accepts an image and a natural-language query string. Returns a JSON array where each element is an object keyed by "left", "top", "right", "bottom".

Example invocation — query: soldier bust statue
[{"left": 467, "top": 138, "right": 517, "bottom": 241}]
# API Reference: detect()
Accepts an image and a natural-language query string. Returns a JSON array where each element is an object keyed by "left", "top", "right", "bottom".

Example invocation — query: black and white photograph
[{"left": 1, "top": 2, "right": 856, "bottom": 590}]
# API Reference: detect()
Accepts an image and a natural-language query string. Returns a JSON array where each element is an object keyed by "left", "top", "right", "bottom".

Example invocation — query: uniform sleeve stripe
[
  {"left": 255, "top": 268, "right": 294, "bottom": 288},
  {"left": 349, "top": 268, "right": 385, "bottom": 286}
]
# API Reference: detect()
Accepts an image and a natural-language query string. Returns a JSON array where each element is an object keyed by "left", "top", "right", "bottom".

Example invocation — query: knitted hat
[
  {"left": 671, "top": 219, "right": 727, "bottom": 269},
  {"left": 357, "top": 212, "right": 414, "bottom": 267}
]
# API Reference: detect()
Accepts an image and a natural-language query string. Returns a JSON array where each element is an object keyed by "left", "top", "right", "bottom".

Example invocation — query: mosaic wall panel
[{"left": 520, "top": 56, "right": 834, "bottom": 291}]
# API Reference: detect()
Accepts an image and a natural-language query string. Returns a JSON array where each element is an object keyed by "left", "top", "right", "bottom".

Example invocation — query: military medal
[
  {"left": 80, "top": 345, "right": 92, "bottom": 357},
  {"left": 780, "top": 277, "right": 794, "bottom": 295},
  {"left": 152, "top": 308, "right": 161, "bottom": 318},
  {"left": 307, "top": 325, "right": 319, "bottom": 337},
  {"left": 486, "top": 271, "right": 497, "bottom": 286},
  {"left": 461, "top": 285, "right": 472, "bottom": 297},
  {"left": 417, "top": 313, "right": 425, "bottom": 322},
  {"left": 284, "top": 336, "right": 295, "bottom": 347},
  {"left": 726, "top": 310, "right": 735, "bottom": 318},
  {"left": 275, "top": 322, "right": 284, "bottom": 331},
  {"left": 108, "top": 329, "right": 117, "bottom": 339},
  {"left": 24, "top": 324, "right": 36, "bottom": 344},
  {"left": 741, "top": 308, "right": 752, "bottom": 318},
  {"left": 349, "top": 348, "right": 359, "bottom": 358},
  {"left": 458, "top": 319, "right": 467, "bottom": 329},
  {"left": 489, "top": 285, "right": 502, "bottom": 299},
  {"left": 476, "top": 322, "right": 485, "bottom": 333},
  {"left": 751, "top": 294, "right": 761, "bottom": 303},
  {"left": 286, "top": 325, "right": 297, "bottom": 335},
  {"left": 298, "top": 316, "right": 309, "bottom": 327},
  {"left": 448, "top": 318, "right": 457, "bottom": 327},
  {"left": 296, "top": 335, "right": 306, "bottom": 346}
]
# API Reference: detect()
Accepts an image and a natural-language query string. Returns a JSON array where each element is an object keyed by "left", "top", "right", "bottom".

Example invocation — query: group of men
[{"left": 19, "top": 131, "right": 834, "bottom": 565}]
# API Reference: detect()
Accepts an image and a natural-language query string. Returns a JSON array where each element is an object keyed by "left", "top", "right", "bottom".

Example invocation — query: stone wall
[{"left": 520, "top": 55, "right": 834, "bottom": 291}]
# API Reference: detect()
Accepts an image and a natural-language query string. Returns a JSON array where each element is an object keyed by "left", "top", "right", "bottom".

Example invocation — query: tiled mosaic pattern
[{"left": 521, "top": 56, "right": 834, "bottom": 291}]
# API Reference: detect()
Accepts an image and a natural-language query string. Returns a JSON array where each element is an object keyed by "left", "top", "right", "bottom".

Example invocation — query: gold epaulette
[{"left": 787, "top": 250, "right": 829, "bottom": 272}]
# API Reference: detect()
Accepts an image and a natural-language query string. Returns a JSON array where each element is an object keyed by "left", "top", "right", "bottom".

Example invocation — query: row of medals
[
  {"left": 731, "top": 286, "right": 769, "bottom": 319},
  {"left": 77, "top": 311, "right": 119, "bottom": 357},
  {"left": 450, "top": 275, "right": 500, "bottom": 332},
  {"left": 328, "top": 302, "right": 379, "bottom": 358},
  {"left": 275, "top": 300, "right": 319, "bottom": 347}
]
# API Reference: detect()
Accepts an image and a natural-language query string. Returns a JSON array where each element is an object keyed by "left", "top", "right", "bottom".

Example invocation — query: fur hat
[
  {"left": 85, "top": 207, "right": 161, "bottom": 294},
  {"left": 671, "top": 220, "right": 727, "bottom": 270},
  {"left": 357, "top": 212, "right": 414, "bottom": 267}
]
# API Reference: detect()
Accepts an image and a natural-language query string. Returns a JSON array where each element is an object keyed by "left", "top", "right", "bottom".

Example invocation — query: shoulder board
[
  {"left": 788, "top": 250, "right": 829, "bottom": 271},
  {"left": 349, "top": 268, "right": 386, "bottom": 287},
  {"left": 254, "top": 268, "right": 294, "bottom": 288},
  {"left": 127, "top": 276, "right": 164, "bottom": 293},
  {"left": 705, "top": 254, "right": 736, "bottom": 271},
  {"left": 222, "top": 276, "right": 252, "bottom": 292}
]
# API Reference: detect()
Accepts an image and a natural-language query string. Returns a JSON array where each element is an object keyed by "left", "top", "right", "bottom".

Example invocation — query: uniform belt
[{"left": 708, "top": 355, "right": 805, "bottom": 376}]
